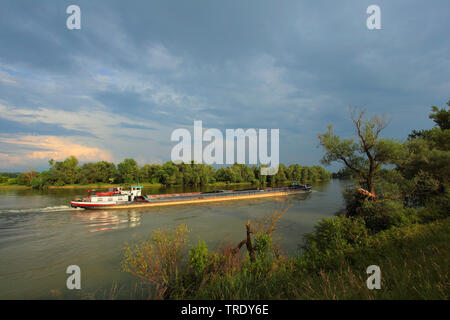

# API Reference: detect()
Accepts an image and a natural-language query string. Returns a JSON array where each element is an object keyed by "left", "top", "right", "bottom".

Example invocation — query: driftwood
[{"left": 230, "top": 207, "right": 289, "bottom": 262}]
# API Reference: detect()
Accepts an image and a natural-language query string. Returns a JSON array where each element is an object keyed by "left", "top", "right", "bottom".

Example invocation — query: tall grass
[
  {"left": 122, "top": 224, "right": 189, "bottom": 299},
  {"left": 119, "top": 199, "right": 449, "bottom": 301},
  {"left": 188, "top": 218, "right": 449, "bottom": 299}
]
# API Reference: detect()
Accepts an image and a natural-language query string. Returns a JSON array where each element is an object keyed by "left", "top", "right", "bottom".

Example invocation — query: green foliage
[
  {"left": 122, "top": 224, "right": 189, "bottom": 299},
  {"left": 242, "top": 233, "right": 276, "bottom": 276},
  {"left": 117, "top": 158, "right": 139, "bottom": 183},
  {"left": 0, "top": 172, "right": 19, "bottom": 184},
  {"left": 188, "top": 239, "right": 209, "bottom": 276},
  {"left": 429, "top": 102, "right": 450, "bottom": 130},
  {"left": 408, "top": 102, "right": 450, "bottom": 141},
  {"left": 121, "top": 217, "right": 449, "bottom": 300},
  {"left": 119, "top": 102, "right": 450, "bottom": 300},
  {"left": 16, "top": 155, "right": 329, "bottom": 188},
  {"left": 400, "top": 133, "right": 450, "bottom": 181},
  {"left": 330, "top": 103, "right": 449, "bottom": 237},
  {"left": 16, "top": 171, "right": 39, "bottom": 186},
  {"left": 253, "top": 233, "right": 272, "bottom": 258},
  {"left": 332, "top": 167, "right": 354, "bottom": 179},
  {"left": 298, "top": 216, "right": 369, "bottom": 270},
  {"left": 318, "top": 109, "right": 403, "bottom": 193},
  {"left": 192, "top": 219, "right": 449, "bottom": 300},
  {"left": 358, "top": 200, "right": 418, "bottom": 232}
]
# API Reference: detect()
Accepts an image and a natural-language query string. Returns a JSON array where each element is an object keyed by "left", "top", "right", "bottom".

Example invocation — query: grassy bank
[
  {"left": 0, "top": 181, "right": 258, "bottom": 190},
  {"left": 0, "top": 183, "right": 31, "bottom": 190},
  {"left": 0, "top": 182, "right": 163, "bottom": 190},
  {"left": 46, "top": 182, "right": 163, "bottom": 189},
  {"left": 189, "top": 218, "right": 449, "bottom": 299},
  {"left": 2, "top": 180, "right": 331, "bottom": 190},
  {"left": 121, "top": 213, "right": 449, "bottom": 300}
]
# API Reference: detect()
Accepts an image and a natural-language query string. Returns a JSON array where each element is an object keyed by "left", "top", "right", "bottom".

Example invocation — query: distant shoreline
[{"left": 0, "top": 181, "right": 257, "bottom": 190}]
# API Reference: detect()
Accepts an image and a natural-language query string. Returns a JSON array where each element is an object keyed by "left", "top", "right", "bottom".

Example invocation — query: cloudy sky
[{"left": 0, "top": 0, "right": 448, "bottom": 171}]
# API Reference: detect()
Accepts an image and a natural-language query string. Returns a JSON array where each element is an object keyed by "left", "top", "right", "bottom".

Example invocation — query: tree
[
  {"left": 429, "top": 101, "right": 450, "bottom": 130},
  {"left": 409, "top": 102, "right": 450, "bottom": 140},
  {"left": 399, "top": 102, "right": 450, "bottom": 187},
  {"left": 62, "top": 156, "right": 79, "bottom": 184},
  {"left": 95, "top": 161, "right": 118, "bottom": 183},
  {"left": 118, "top": 158, "right": 139, "bottom": 183},
  {"left": 318, "top": 109, "right": 403, "bottom": 194},
  {"left": 16, "top": 170, "right": 39, "bottom": 186}
]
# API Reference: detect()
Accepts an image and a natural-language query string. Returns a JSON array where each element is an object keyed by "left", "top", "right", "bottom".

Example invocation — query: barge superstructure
[{"left": 70, "top": 183, "right": 312, "bottom": 210}]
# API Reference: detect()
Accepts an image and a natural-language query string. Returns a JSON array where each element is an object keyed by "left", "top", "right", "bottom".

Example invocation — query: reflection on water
[
  {"left": 72, "top": 211, "right": 141, "bottom": 233},
  {"left": 0, "top": 179, "right": 350, "bottom": 299}
]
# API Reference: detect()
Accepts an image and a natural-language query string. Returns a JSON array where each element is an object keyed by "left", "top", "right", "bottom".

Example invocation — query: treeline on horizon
[{"left": 1, "top": 159, "right": 330, "bottom": 189}]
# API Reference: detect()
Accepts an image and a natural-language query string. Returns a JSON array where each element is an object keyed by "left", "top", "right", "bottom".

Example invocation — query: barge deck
[{"left": 71, "top": 184, "right": 312, "bottom": 210}]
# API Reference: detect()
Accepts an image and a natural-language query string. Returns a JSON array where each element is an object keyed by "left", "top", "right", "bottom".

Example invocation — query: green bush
[
  {"left": 304, "top": 216, "right": 369, "bottom": 251},
  {"left": 344, "top": 185, "right": 422, "bottom": 233},
  {"left": 298, "top": 216, "right": 369, "bottom": 271},
  {"left": 122, "top": 224, "right": 189, "bottom": 299},
  {"left": 188, "top": 239, "right": 209, "bottom": 276},
  {"left": 242, "top": 233, "right": 276, "bottom": 276},
  {"left": 16, "top": 171, "right": 39, "bottom": 186},
  {"left": 253, "top": 233, "right": 273, "bottom": 259},
  {"left": 356, "top": 199, "right": 420, "bottom": 232},
  {"left": 417, "top": 187, "right": 450, "bottom": 222},
  {"left": 343, "top": 187, "right": 367, "bottom": 218}
]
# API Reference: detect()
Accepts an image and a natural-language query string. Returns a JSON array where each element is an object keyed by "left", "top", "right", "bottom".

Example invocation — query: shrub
[
  {"left": 242, "top": 232, "right": 276, "bottom": 276},
  {"left": 343, "top": 187, "right": 367, "bottom": 218},
  {"left": 122, "top": 224, "right": 189, "bottom": 299},
  {"left": 356, "top": 199, "right": 420, "bottom": 232},
  {"left": 418, "top": 187, "right": 450, "bottom": 222},
  {"left": 344, "top": 184, "right": 421, "bottom": 233},
  {"left": 188, "top": 239, "right": 209, "bottom": 276},
  {"left": 304, "top": 216, "right": 369, "bottom": 251},
  {"left": 253, "top": 233, "right": 273, "bottom": 259},
  {"left": 297, "top": 216, "right": 369, "bottom": 271}
]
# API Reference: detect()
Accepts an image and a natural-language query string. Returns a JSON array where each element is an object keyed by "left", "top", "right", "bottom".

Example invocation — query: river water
[{"left": 0, "top": 179, "right": 348, "bottom": 299}]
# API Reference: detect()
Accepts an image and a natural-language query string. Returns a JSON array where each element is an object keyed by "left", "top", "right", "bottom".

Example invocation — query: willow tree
[{"left": 318, "top": 109, "right": 403, "bottom": 194}]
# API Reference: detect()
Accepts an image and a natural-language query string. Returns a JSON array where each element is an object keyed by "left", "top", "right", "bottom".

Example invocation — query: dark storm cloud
[{"left": 0, "top": 117, "right": 95, "bottom": 137}]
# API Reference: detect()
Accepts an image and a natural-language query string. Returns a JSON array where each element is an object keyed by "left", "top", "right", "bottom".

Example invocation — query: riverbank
[
  {"left": 0, "top": 184, "right": 31, "bottom": 190},
  {"left": 121, "top": 213, "right": 449, "bottom": 300},
  {"left": 0, "top": 181, "right": 256, "bottom": 190},
  {"left": 187, "top": 217, "right": 450, "bottom": 299}
]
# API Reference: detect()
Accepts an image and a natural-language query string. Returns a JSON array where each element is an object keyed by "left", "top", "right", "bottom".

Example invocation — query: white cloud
[
  {"left": 0, "top": 70, "right": 17, "bottom": 85},
  {"left": 0, "top": 102, "right": 165, "bottom": 139},
  {"left": 0, "top": 135, "right": 113, "bottom": 162},
  {"left": 146, "top": 44, "right": 183, "bottom": 71}
]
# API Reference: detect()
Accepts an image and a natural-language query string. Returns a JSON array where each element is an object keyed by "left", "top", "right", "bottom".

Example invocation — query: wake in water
[
  {"left": 0, "top": 191, "right": 319, "bottom": 215},
  {"left": 0, "top": 205, "right": 84, "bottom": 214}
]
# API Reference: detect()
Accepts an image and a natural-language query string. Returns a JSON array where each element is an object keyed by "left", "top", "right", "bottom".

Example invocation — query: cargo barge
[{"left": 70, "top": 183, "right": 312, "bottom": 210}]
